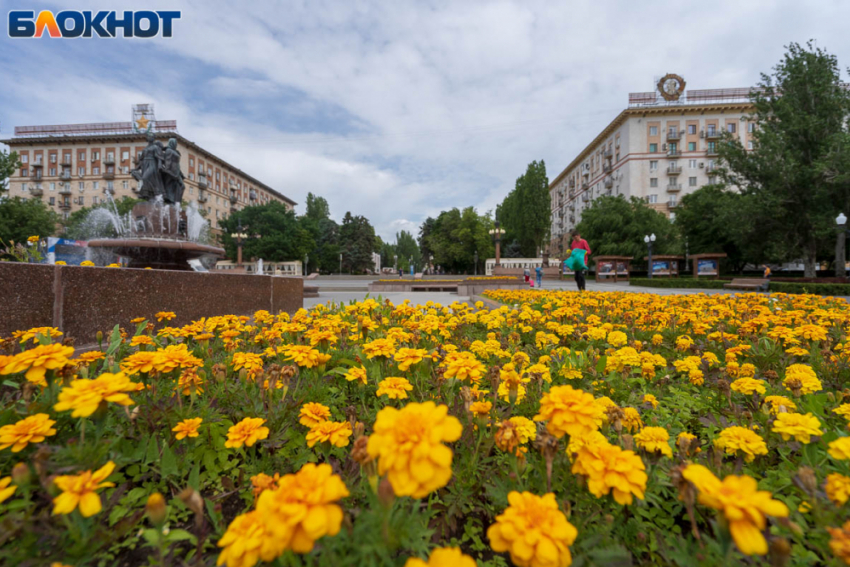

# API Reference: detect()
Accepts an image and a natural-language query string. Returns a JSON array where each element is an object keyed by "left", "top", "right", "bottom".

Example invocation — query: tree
[
  {"left": 395, "top": 230, "right": 421, "bottom": 272},
  {"left": 0, "top": 150, "right": 20, "bottom": 195},
  {"left": 497, "top": 160, "right": 550, "bottom": 257},
  {"left": 418, "top": 217, "right": 436, "bottom": 260},
  {"left": 219, "top": 202, "right": 313, "bottom": 262},
  {"left": 719, "top": 41, "right": 850, "bottom": 276},
  {"left": 423, "top": 207, "right": 494, "bottom": 273},
  {"left": 575, "top": 195, "right": 679, "bottom": 261},
  {"left": 339, "top": 212, "right": 377, "bottom": 273},
  {"left": 0, "top": 197, "right": 61, "bottom": 247},
  {"left": 62, "top": 196, "right": 140, "bottom": 240},
  {"left": 298, "top": 193, "right": 340, "bottom": 274},
  {"left": 304, "top": 192, "right": 331, "bottom": 222},
  {"left": 675, "top": 186, "right": 747, "bottom": 272}
]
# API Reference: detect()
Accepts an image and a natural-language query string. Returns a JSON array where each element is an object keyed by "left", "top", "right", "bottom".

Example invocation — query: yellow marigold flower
[
  {"left": 253, "top": 463, "right": 349, "bottom": 555},
  {"left": 833, "top": 403, "right": 850, "bottom": 421},
  {"left": 829, "top": 437, "right": 850, "bottom": 461},
  {"left": 487, "top": 491, "right": 578, "bottom": 567},
  {"left": 783, "top": 364, "right": 822, "bottom": 395},
  {"left": 622, "top": 407, "right": 643, "bottom": 433},
  {"left": 120, "top": 351, "right": 159, "bottom": 374},
  {"left": 106, "top": 263, "right": 120, "bottom": 268},
  {"left": 730, "top": 377, "right": 767, "bottom": 396},
  {"left": 283, "top": 344, "right": 322, "bottom": 368},
  {"left": 681, "top": 464, "right": 789, "bottom": 556},
  {"left": 642, "top": 394, "right": 658, "bottom": 409},
  {"left": 444, "top": 353, "right": 486, "bottom": 383},
  {"left": 0, "top": 413, "right": 56, "bottom": 452},
  {"left": 826, "top": 473, "right": 850, "bottom": 506},
  {"left": 404, "top": 547, "right": 477, "bottom": 567},
  {"left": 566, "top": 430, "right": 609, "bottom": 463},
  {"left": 155, "top": 311, "right": 176, "bottom": 322},
  {"left": 509, "top": 416, "right": 536, "bottom": 444},
  {"left": 607, "top": 330, "right": 628, "bottom": 347},
  {"left": 559, "top": 365, "right": 582, "bottom": 380},
  {"left": 216, "top": 510, "right": 268, "bottom": 567},
  {"left": 344, "top": 366, "right": 368, "bottom": 385},
  {"left": 675, "top": 335, "right": 693, "bottom": 351},
  {"left": 172, "top": 417, "right": 203, "bottom": 440},
  {"left": 714, "top": 426, "right": 768, "bottom": 462},
  {"left": 533, "top": 385, "right": 604, "bottom": 439},
  {"left": 231, "top": 352, "right": 264, "bottom": 379},
  {"left": 52, "top": 461, "right": 116, "bottom": 517},
  {"left": 677, "top": 432, "right": 700, "bottom": 454},
  {"left": 362, "top": 337, "right": 396, "bottom": 359},
  {"left": 299, "top": 403, "right": 331, "bottom": 427},
  {"left": 54, "top": 261, "right": 67, "bottom": 266},
  {"left": 0, "top": 476, "right": 17, "bottom": 504},
  {"left": 376, "top": 377, "right": 414, "bottom": 400},
  {"left": 764, "top": 395, "right": 796, "bottom": 415},
  {"left": 827, "top": 521, "right": 850, "bottom": 565},
  {"left": 579, "top": 442, "right": 647, "bottom": 505},
  {"left": 153, "top": 344, "right": 202, "bottom": 373},
  {"left": 367, "top": 402, "right": 461, "bottom": 498},
  {"left": 306, "top": 420, "right": 353, "bottom": 448},
  {"left": 53, "top": 372, "right": 138, "bottom": 418},
  {"left": 584, "top": 326, "right": 607, "bottom": 341},
  {"left": 651, "top": 334, "right": 664, "bottom": 345},
  {"left": 633, "top": 426, "right": 672, "bottom": 457},
  {"left": 394, "top": 348, "right": 428, "bottom": 371},
  {"left": 469, "top": 401, "right": 492, "bottom": 418},
  {"left": 250, "top": 472, "right": 280, "bottom": 498},
  {"left": 771, "top": 412, "right": 822, "bottom": 444},
  {"left": 175, "top": 368, "right": 204, "bottom": 396},
  {"left": 14, "top": 326, "right": 63, "bottom": 344},
  {"left": 80, "top": 260, "right": 95, "bottom": 266},
  {"left": 0, "top": 343, "right": 75, "bottom": 386},
  {"left": 225, "top": 417, "right": 269, "bottom": 448}
]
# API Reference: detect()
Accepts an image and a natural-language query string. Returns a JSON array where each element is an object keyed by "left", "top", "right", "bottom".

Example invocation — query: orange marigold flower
[
  {"left": 633, "top": 426, "right": 672, "bottom": 457},
  {"left": 404, "top": 547, "right": 477, "bottom": 567},
  {"left": 771, "top": 412, "right": 822, "bottom": 444},
  {"left": 52, "top": 461, "right": 116, "bottom": 517},
  {"left": 155, "top": 311, "right": 176, "bottom": 322},
  {"left": 0, "top": 476, "right": 16, "bottom": 504},
  {"left": 53, "top": 372, "right": 138, "bottom": 418},
  {"left": 172, "top": 417, "right": 203, "bottom": 440},
  {"left": 120, "top": 351, "right": 159, "bottom": 374},
  {"left": 376, "top": 376, "right": 414, "bottom": 399},
  {"left": 0, "top": 343, "right": 75, "bottom": 386},
  {"left": 0, "top": 413, "right": 57, "bottom": 452},
  {"left": 225, "top": 417, "right": 269, "bottom": 448},
  {"left": 306, "top": 420, "right": 353, "bottom": 448},
  {"left": 826, "top": 473, "right": 850, "bottom": 506},
  {"left": 299, "top": 403, "right": 331, "bottom": 428},
  {"left": 344, "top": 366, "right": 368, "bottom": 385},
  {"left": 827, "top": 521, "right": 850, "bottom": 565},
  {"left": 534, "top": 385, "right": 604, "bottom": 439},
  {"left": 714, "top": 426, "right": 767, "bottom": 462}
]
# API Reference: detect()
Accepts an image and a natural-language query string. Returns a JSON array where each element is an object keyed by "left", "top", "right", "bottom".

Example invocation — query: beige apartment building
[
  {"left": 547, "top": 76, "right": 755, "bottom": 256},
  {"left": 1, "top": 106, "right": 295, "bottom": 238}
]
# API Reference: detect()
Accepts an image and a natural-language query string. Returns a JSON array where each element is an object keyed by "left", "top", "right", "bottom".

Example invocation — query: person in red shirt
[{"left": 570, "top": 231, "right": 591, "bottom": 291}]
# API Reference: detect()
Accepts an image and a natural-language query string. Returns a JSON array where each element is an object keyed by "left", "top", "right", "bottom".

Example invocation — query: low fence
[{"left": 0, "top": 263, "right": 303, "bottom": 346}]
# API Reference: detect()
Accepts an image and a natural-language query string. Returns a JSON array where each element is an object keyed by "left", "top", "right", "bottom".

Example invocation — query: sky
[{"left": 1, "top": 0, "right": 850, "bottom": 241}]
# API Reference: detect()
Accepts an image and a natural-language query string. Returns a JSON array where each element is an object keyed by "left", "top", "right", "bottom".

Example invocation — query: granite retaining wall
[{"left": 0, "top": 263, "right": 303, "bottom": 345}]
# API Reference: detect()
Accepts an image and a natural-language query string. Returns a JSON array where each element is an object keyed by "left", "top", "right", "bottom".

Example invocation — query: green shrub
[{"left": 629, "top": 278, "right": 850, "bottom": 296}]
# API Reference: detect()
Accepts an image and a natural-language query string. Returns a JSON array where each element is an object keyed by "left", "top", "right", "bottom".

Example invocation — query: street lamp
[
  {"left": 836, "top": 213, "right": 847, "bottom": 278},
  {"left": 230, "top": 219, "right": 249, "bottom": 267},
  {"left": 644, "top": 233, "right": 657, "bottom": 278},
  {"left": 489, "top": 221, "right": 506, "bottom": 267},
  {"left": 339, "top": 252, "right": 343, "bottom": 276},
  {"left": 304, "top": 253, "right": 309, "bottom": 276},
  {"left": 474, "top": 250, "right": 478, "bottom": 276}
]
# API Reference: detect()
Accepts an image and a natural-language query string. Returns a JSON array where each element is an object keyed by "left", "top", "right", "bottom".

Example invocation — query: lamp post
[
  {"left": 230, "top": 219, "right": 249, "bottom": 268},
  {"left": 489, "top": 221, "right": 506, "bottom": 268},
  {"left": 474, "top": 250, "right": 478, "bottom": 276},
  {"left": 644, "top": 233, "right": 656, "bottom": 278},
  {"left": 304, "top": 253, "right": 309, "bottom": 276},
  {"left": 837, "top": 213, "right": 847, "bottom": 278},
  {"left": 339, "top": 252, "right": 343, "bottom": 276}
]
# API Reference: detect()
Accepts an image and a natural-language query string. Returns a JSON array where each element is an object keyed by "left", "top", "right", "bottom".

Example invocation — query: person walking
[
  {"left": 570, "top": 231, "right": 591, "bottom": 292},
  {"left": 523, "top": 268, "right": 531, "bottom": 286},
  {"left": 535, "top": 265, "right": 543, "bottom": 289}
]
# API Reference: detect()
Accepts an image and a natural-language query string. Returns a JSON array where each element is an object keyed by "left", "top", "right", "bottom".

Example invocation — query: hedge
[{"left": 629, "top": 278, "right": 850, "bottom": 296}]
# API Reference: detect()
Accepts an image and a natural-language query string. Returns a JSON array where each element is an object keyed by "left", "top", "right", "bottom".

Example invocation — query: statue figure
[
  {"left": 131, "top": 131, "right": 166, "bottom": 200},
  {"left": 160, "top": 138, "right": 185, "bottom": 204}
]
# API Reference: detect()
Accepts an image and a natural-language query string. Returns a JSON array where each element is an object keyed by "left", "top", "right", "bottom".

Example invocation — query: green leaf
[
  {"left": 188, "top": 463, "right": 201, "bottom": 490},
  {"left": 145, "top": 437, "right": 159, "bottom": 465},
  {"left": 596, "top": 356, "right": 607, "bottom": 374},
  {"left": 203, "top": 450, "right": 219, "bottom": 475},
  {"left": 160, "top": 443, "right": 179, "bottom": 478},
  {"left": 105, "top": 324, "right": 122, "bottom": 356},
  {"left": 141, "top": 528, "right": 161, "bottom": 546},
  {"left": 165, "top": 529, "right": 197, "bottom": 544}
]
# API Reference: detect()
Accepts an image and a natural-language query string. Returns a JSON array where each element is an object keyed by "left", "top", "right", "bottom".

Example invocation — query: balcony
[
  {"left": 230, "top": 193, "right": 238, "bottom": 204},
  {"left": 59, "top": 185, "right": 72, "bottom": 195},
  {"left": 59, "top": 200, "right": 72, "bottom": 210},
  {"left": 103, "top": 171, "right": 115, "bottom": 180},
  {"left": 582, "top": 194, "right": 590, "bottom": 202},
  {"left": 581, "top": 181, "right": 589, "bottom": 190},
  {"left": 667, "top": 201, "right": 678, "bottom": 209},
  {"left": 30, "top": 172, "right": 42, "bottom": 180},
  {"left": 667, "top": 129, "right": 682, "bottom": 141},
  {"left": 61, "top": 157, "right": 72, "bottom": 166},
  {"left": 29, "top": 187, "right": 43, "bottom": 197},
  {"left": 666, "top": 148, "right": 681, "bottom": 157},
  {"left": 249, "top": 190, "right": 258, "bottom": 201},
  {"left": 666, "top": 165, "right": 682, "bottom": 175},
  {"left": 604, "top": 177, "right": 614, "bottom": 189},
  {"left": 602, "top": 147, "right": 613, "bottom": 159},
  {"left": 60, "top": 171, "right": 72, "bottom": 180},
  {"left": 602, "top": 162, "right": 612, "bottom": 173},
  {"left": 198, "top": 193, "right": 208, "bottom": 203},
  {"left": 702, "top": 128, "right": 721, "bottom": 140},
  {"left": 568, "top": 179, "right": 575, "bottom": 188},
  {"left": 198, "top": 177, "right": 208, "bottom": 188},
  {"left": 104, "top": 156, "right": 115, "bottom": 165},
  {"left": 706, "top": 163, "right": 718, "bottom": 173},
  {"left": 666, "top": 183, "right": 682, "bottom": 192},
  {"left": 705, "top": 146, "right": 719, "bottom": 157},
  {"left": 32, "top": 162, "right": 43, "bottom": 168}
]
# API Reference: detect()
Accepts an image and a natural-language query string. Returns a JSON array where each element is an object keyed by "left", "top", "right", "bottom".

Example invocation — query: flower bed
[{"left": 0, "top": 291, "right": 849, "bottom": 565}]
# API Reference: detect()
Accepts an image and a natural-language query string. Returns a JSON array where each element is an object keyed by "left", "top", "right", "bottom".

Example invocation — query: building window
[
  {"left": 649, "top": 126, "right": 658, "bottom": 136},
  {"left": 21, "top": 183, "right": 28, "bottom": 191},
  {"left": 687, "top": 124, "right": 697, "bottom": 135},
  {"left": 747, "top": 141, "right": 754, "bottom": 150},
  {"left": 689, "top": 177, "right": 697, "bottom": 187},
  {"left": 50, "top": 183, "right": 56, "bottom": 191},
  {"left": 650, "top": 178, "right": 658, "bottom": 188},
  {"left": 79, "top": 196, "right": 84, "bottom": 205},
  {"left": 93, "top": 196, "right": 99, "bottom": 205},
  {"left": 107, "top": 181, "right": 114, "bottom": 190},
  {"left": 78, "top": 166, "right": 85, "bottom": 176},
  {"left": 21, "top": 154, "right": 28, "bottom": 164},
  {"left": 78, "top": 152, "right": 85, "bottom": 161},
  {"left": 93, "top": 167, "right": 100, "bottom": 175},
  {"left": 50, "top": 154, "right": 57, "bottom": 163},
  {"left": 669, "top": 195, "right": 677, "bottom": 205},
  {"left": 707, "top": 142, "right": 717, "bottom": 154},
  {"left": 21, "top": 168, "right": 28, "bottom": 177},
  {"left": 748, "top": 122, "right": 756, "bottom": 133},
  {"left": 648, "top": 194, "right": 658, "bottom": 204},
  {"left": 123, "top": 181, "right": 128, "bottom": 189},
  {"left": 49, "top": 168, "right": 56, "bottom": 176},
  {"left": 649, "top": 143, "right": 658, "bottom": 153},
  {"left": 93, "top": 182, "right": 99, "bottom": 190},
  {"left": 727, "top": 123, "right": 736, "bottom": 133},
  {"left": 79, "top": 182, "right": 85, "bottom": 191},
  {"left": 122, "top": 151, "right": 129, "bottom": 161},
  {"left": 189, "top": 158, "right": 194, "bottom": 166},
  {"left": 49, "top": 197, "right": 55, "bottom": 205},
  {"left": 649, "top": 160, "right": 658, "bottom": 171},
  {"left": 92, "top": 151, "right": 100, "bottom": 160},
  {"left": 688, "top": 159, "right": 697, "bottom": 168},
  {"left": 216, "top": 172, "right": 220, "bottom": 180},
  {"left": 688, "top": 142, "right": 696, "bottom": 151}
]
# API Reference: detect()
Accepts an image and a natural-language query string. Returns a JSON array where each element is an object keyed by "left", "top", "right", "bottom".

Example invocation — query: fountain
[{"left": 86, "top": 132, "right": 224, "bottom": 270}]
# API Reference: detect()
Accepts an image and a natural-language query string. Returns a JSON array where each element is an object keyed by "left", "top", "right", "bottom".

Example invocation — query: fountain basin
[{"left": 87, "top": 238, "right": 225, "bottom": 271}]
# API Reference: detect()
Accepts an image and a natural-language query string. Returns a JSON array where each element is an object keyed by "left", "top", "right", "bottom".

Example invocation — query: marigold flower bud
[
  {"left": 769, "top": 537, "right": 791, "bottom": 567},
  {"left": 146, "top": 492, "right": 167, "bottom": 525},
  {"left": 795, "top": 467, "right": 818, "bottom": 495},
  {"left": 378, "top": 477, "right": 395, "bottom": 508},
  {"left": 178, "top": 487, "right": 204, "bottom": 516},
  {"left": 11, "top": 463, "right": 31, "bottom": 486}
]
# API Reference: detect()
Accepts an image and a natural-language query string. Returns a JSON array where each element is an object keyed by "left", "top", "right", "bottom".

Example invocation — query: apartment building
[
  {"left": 547, "top": 75, "right": 755, "bottom": 256},
  {"left": 1, "top": 108, "right": 296, "bottom": 237}
]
